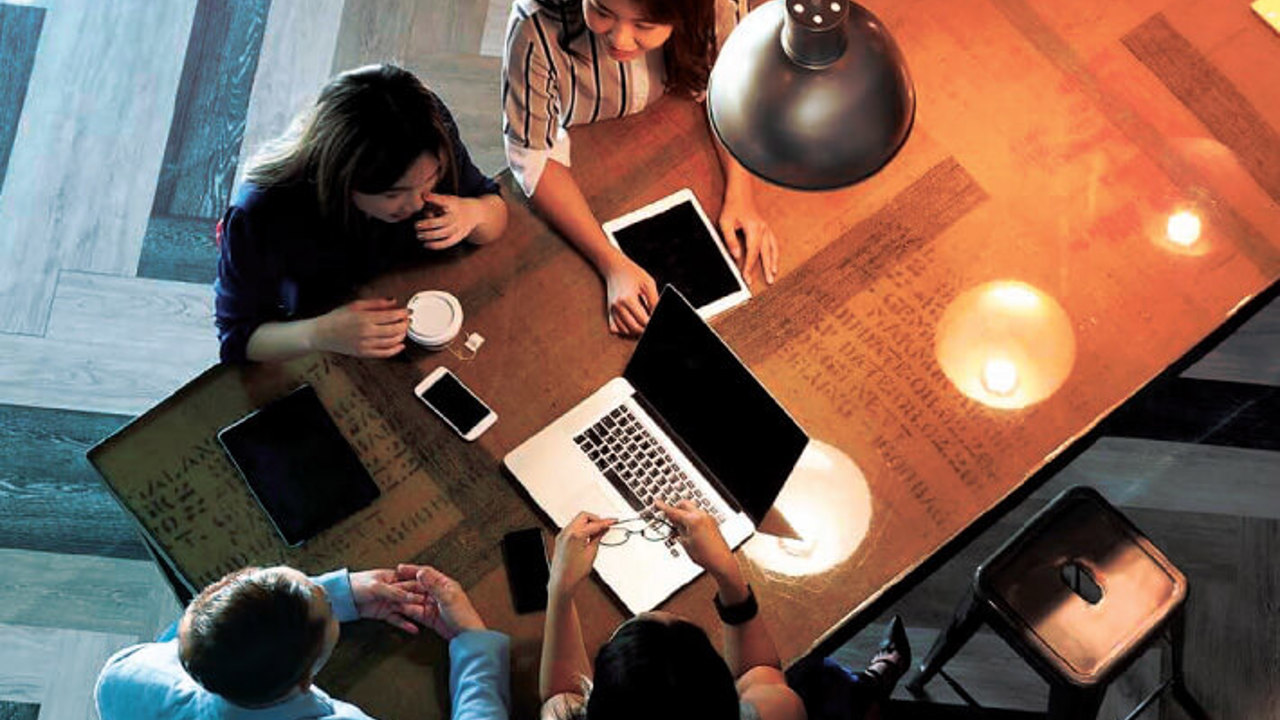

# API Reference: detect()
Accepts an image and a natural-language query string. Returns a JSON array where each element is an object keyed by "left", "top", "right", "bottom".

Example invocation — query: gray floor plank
[
  {"left": 479, "top": 0, "right": 510, "bottom": 58},
  {"left": 0, "top": 549, "right": 180, "bottom": 642},
  {"left": 135, "top": 215, "right": 221, "bottom": 283},
  {"left": 331, "top": 0, "right": 417, "bottom": 75},
  {"left": 0, "top": 4, "right": 45, "bottom": 197},
  {"left": 1034, "top": 437, "right": 1280, "bottom": 520},
  {"left": 1182, "top": 294, "right": 1280, "bottom": 386},
  {"left": 0, "top": 701, "right": 39, "bottom": 720},
  {"left": 407, "top": 54, "right": 504, "bottom": 176},
  {"left": 406, "top": 0, "right": 489, "bottom": 58},
  {"left": 0, "top": 271, "right": 217, "bottom": 415},
  {"left": 0, "top": 0, "right": 198, "bottom": 334},
  {"left": 0, "top": 404, "right": 146, "bottom": 560},
  {"left": 0, "top": 625, "right": 139, "bottom": 720},
  {"left": 151, "top": 0, "right": 270, "bottom": 221},
  {"left": 234, "top": 0, "right": 344, "bottom": 186}
]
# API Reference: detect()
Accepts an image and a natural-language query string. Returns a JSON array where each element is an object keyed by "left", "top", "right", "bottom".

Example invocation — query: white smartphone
[{"left": 414, "top": 367, "right": 497, "bottom": 441}]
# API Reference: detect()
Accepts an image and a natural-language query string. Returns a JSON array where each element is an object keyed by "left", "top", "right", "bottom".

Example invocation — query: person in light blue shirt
[{"left": 95, "top": 564, "right": 508, "bottom": 720}]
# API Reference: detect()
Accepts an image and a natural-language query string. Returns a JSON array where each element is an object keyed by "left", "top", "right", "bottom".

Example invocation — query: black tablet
[
  {"left": 603, "top": 188, "right": 750, "bottom": 318},
  {"left": 217, "top": 384, "right": 381, "bottom": 546}
]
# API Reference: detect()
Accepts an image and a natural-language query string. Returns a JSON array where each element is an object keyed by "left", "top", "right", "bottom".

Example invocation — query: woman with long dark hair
[
  {"left": 215, "top": 64, "right": 507, "bottom": 363},
  {"left": 502, "top": 0, "right": 780, "bottom": 337},
  {"left": 542, "top": 501, "right": 911, "bottom": 720}
]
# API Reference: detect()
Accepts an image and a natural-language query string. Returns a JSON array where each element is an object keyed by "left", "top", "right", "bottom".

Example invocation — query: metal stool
[{"left": 905, "top": 486, "right": 1209, "bottom": 719}]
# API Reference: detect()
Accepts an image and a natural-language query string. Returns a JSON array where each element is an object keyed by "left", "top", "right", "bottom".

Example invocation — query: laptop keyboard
[{"left": 573, "top": 406, "right": 727, "bottom": 527}]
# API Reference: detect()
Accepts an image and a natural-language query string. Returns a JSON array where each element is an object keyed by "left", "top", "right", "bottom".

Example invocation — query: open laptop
[{"left": 504, "top": 287, "right": 809, "bottom": 613}]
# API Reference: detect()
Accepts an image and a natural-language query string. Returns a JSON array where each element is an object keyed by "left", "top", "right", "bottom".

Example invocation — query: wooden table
[{"left": 90, "top": 1, "right": 1280, "bottom": 716}]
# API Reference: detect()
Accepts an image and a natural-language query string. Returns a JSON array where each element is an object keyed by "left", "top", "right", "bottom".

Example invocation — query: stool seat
[
  {"left": 906, "top": 486, "right": 1209, "bottom": 720},
  {"left": 979, "top": 486, "right": 1186, "bottom": 686}
]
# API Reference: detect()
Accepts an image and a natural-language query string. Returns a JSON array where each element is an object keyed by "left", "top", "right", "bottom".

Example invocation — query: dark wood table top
[{"left": 89, "top": 1, "right": 1280, "bottom": 716}]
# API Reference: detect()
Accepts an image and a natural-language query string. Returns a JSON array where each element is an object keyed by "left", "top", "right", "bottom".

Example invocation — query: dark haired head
[
  {"left": 247, "top": 63, "right": 459, "bottom": 229},
  {"left": 585, "top": 616, "right": 739, "bottom": 720},
  {"left": 538, "top": 0, "right": 716, "bottom": 99},
  {"left": 178, "top": 567, "right": 331, "bottom": 708}
]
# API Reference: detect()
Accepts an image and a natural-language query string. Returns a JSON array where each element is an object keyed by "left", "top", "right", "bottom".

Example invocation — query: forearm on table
[
  {"left": 712, "top": 564, "right": 782, "bottom": 677},
  {"left": 449, "top": 630, "right": 512, "bottom": 720},
  {"left": 244, "top": 318, "right": 319, "bottom": 362},
  {"left": 465, "top": 193, "right": 509, "bottom": 245},
  {"left": 539, "top": 585, "right": 592, "bottom": 701},
  {"left": 529, "top": 160, "right": 624, "bottom": 274}
]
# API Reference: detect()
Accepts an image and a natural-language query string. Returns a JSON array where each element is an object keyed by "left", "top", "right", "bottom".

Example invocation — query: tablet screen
[
  {"left": 612, "top": 199, "right": 743, "bottom": 311},
  {"left": 217, "top": 385, "right": 381, "bottom": 546}
]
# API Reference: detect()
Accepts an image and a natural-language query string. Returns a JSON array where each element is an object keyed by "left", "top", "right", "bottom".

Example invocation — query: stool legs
[
  {"left": 906, "top": 588, "right": 985, "bottom": 693},
  {"left": 1167, "top": 609, "right": 1210, "bottom": 720}
]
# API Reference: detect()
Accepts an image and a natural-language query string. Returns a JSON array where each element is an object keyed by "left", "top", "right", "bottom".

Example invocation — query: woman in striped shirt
[{"left": 502, "top": 0, "right": 779, "bottom": 337}]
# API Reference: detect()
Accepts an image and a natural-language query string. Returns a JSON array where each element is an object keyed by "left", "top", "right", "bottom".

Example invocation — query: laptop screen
[{"left": 624, "top": 288, "right": 808, "bottom": 523}]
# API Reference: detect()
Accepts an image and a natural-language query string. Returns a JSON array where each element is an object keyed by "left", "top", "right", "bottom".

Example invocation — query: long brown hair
[
  {"left": 246, "top": 64, "right": 459, "bottom": 230},
  {"left": 538, "top": 0, "right": 717, "bottom": 100}
]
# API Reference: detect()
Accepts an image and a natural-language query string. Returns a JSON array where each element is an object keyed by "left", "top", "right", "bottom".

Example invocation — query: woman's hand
[
  {"left": 718, "top": 191, "right": 778, "bottom": 286},
  {"left": 414, "top": 565, "right": 488, "bottom": 640},
  {"left": 654, "top": 500, "right": 740, "bottom": 582},
  {"left": 415, "top": 192, "right": 482, "bottom": 250},
  {"left": 548, "top": 512, "right": 617, "bottom": 596},
  {"left": 603, "top": 254, "right": 660, "bottom": 337},
  {"left": 311, "top": 298, "right": 409, "bottom": 358},
  {"left": 349, "top": 568, "right": 428, "bottom": 633}
]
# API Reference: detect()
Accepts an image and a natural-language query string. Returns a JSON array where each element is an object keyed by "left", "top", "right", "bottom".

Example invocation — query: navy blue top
[{"left": 214, "top": 125, "right": 500, "bottom": 363}]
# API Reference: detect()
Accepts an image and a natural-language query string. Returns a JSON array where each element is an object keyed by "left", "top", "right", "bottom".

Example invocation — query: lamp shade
[{"left": 707, "top": 0, "right": 915, "bottom": 190}]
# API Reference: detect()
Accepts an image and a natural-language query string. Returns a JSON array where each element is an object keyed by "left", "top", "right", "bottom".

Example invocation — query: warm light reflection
[
  {"left": 935, "top": 281, "right": 1076, "bottom": 410},
  {"left": 981, "top": 358, "right": 1019, "bottom": 396},
  {"left": 743, "top": 440, "right": 871, "bottom": 577},
  {"left": 1166, "top": 211, "right": 1201, "bottom": 247}
]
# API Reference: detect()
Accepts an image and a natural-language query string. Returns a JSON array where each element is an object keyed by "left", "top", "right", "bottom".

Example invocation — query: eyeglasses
[{"left": 599, "top": 516, "right": 676, "bottom": 547}]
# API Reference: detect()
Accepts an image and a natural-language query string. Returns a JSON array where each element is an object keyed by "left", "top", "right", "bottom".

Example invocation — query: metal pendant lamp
[{"left": 707, "top": 0, "right": 916, "bottom": 190}]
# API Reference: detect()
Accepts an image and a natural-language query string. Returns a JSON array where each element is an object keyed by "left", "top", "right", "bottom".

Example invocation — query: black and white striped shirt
[{"left": 501, "top": 0, "right": 740, "bottom": 195}]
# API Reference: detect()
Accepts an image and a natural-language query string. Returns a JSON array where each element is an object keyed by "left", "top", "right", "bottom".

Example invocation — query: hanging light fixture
[{"left": 707, "top": 0, "right": 916, "bottom": 190}]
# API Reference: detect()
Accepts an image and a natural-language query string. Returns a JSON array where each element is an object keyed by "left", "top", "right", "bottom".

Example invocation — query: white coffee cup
[{"left": 406, "top": 290, "right": 463, "bottom": 350}]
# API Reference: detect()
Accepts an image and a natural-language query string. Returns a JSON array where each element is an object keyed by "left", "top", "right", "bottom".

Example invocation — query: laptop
[{"left": 504, "top": 287, "right": 809, "bottom": 613}]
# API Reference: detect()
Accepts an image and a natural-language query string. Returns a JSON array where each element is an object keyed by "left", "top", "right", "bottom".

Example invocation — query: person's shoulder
[
  {"left": 507, "top": 0, "right": 563, "bottom": 44},
  {"left": 223, "top": 181, "right": 319, "bottom": 254},
  {"left": 511, "top": 0, "right": 546, "bottom": 22},
  {"left": 96, "top": 641, "right": 204, "bottom": 719},
  {"left": 231, "top": 181, "right": 312, "bottom": 219}
]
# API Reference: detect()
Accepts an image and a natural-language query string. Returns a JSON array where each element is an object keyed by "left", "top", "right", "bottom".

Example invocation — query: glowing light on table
[
  {"left": 935, "top": 281, "right": 1076, "bottom": 410},
  {"left": 744, "top": 440, "right": 870, "bottom": 577},
  {"left": 1166, "top": 211, "right": 1201, "bottom": 247},
  {"left": 981, "top": 358, "right": 1019, "bottom": 396}
]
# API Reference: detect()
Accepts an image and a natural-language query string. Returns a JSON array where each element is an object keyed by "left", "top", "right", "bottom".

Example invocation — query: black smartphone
[{"left": 501, "top": 527, "right": 550, "bottom": 614}]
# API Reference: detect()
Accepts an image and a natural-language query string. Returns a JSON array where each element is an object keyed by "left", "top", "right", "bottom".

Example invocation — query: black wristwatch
[{"left": 713, "top": 584, "right": 759, "bottom": 625}]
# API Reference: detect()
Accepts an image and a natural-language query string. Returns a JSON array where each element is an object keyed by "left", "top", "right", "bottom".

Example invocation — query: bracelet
[{"left": 713, "top": 584, "right": 758, "bottom": 625}]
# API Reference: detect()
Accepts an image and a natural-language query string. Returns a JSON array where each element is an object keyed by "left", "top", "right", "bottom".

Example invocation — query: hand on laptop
[
  {"left": 654, "top": 500, "right": 738, "bottom": 581},
  {"left": 549, "top": 512, "right": 618, "bottom": 595}
]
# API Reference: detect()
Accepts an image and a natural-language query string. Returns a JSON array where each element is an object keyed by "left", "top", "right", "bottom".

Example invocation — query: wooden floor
[{"left": 0, "top": 0, "right": 1276, "bottom": 718}]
